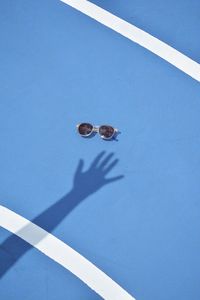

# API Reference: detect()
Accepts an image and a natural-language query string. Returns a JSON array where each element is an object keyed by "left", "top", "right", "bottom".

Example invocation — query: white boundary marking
[
  {"left": 60, "top": 0, "right": 200, "bottom": 82},
  {"left": 0, "top": 205, "right": 135, "bottom": 300}
]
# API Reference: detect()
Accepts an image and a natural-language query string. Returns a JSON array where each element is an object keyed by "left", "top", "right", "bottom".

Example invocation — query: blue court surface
[{"left": 0, "top": 1, "right": 200, "bottom": 300}]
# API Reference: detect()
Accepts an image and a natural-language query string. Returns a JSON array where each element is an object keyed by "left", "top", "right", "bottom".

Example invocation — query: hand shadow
[
  {"left": 73, "top": 151, "right": 124, "bottom": 197},
  {"left": 0, "top": 151, "right": 124, "bottom": 278}
]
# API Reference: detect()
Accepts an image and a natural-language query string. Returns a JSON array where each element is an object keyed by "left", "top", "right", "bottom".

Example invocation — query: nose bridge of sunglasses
[{"left": 93, "top": 126, "right": 99, "bottom": 132}]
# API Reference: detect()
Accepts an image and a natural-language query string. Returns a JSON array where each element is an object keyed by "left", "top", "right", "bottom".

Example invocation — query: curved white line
[
  {"left": 0, "top": 205, "right": 135, "bottom": 300},
  {"left": 60, "top": 0, "right": 200, "bottom": 82}
]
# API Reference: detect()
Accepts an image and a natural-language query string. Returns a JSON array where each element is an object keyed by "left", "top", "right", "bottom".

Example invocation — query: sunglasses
[{"left": 77, "top": 123, "right": 118, "bottom": 140}]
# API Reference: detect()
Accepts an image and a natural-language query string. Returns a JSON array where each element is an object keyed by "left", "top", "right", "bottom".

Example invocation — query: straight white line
[
  {"left": 60, "top": 0, "right": 200, "bottom": 82},
  {"left": 0, "top": 205, "right": 135, "bottom": 300}
]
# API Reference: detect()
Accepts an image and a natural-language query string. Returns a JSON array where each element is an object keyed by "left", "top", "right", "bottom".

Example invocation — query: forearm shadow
[{"left": 0, "top": 151, "right": 124, "bottom": 278}]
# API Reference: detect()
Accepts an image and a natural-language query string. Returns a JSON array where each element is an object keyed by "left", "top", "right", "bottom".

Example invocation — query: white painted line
[
  {"left": 60, "top": 0, "right": 200, "bottom": 82},
  {"left": 0, "top": 205, "right": 135, "bottom": 300}
]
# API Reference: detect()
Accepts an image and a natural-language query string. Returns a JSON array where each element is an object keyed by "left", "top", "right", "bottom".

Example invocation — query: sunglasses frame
[{"left": 76, "top": 123, "right": 119, "bottom": 140}]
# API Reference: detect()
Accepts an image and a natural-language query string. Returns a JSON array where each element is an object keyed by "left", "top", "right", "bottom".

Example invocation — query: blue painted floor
[{"left": 0, "top": 0, "right": 200, "bottom": 299}]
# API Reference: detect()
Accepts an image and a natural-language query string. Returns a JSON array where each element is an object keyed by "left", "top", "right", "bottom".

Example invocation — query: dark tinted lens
[
  {"left": 99, "top": 125, "right": 115, "bottom": 139},
  {"left": 78, "top": 123, "right": 93, "bottom": 136}
]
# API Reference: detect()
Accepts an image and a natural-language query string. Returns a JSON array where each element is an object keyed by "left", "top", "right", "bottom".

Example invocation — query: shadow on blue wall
[{"left": 0, "top": 151, "right": 124, "bottom": 278}]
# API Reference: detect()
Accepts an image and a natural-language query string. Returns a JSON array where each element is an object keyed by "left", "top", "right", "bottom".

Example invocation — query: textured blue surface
[{"left": 0, "top": 1, "right": 200, "bottom": 299}]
